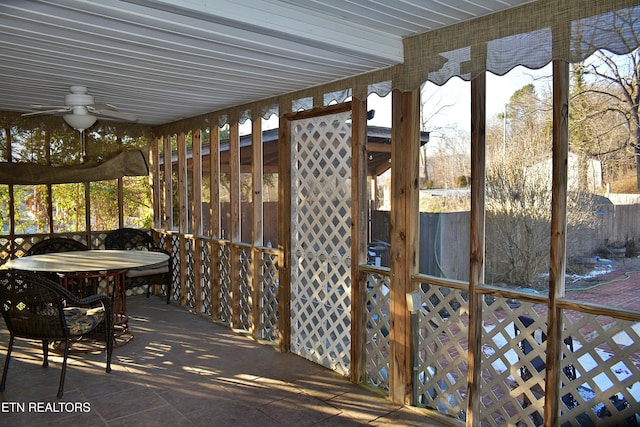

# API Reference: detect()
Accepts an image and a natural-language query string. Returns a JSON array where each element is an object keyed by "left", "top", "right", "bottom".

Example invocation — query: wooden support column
[
  {"left": 192, "top": 130, "right": 203, "bottom": 235},
  {"left": 6, "top": 127, "right": 15, "bottom": 257},
  {"left": 210, "top": 124, "right": 221, "bottom": 321},
  {"left": 389, "top": 88, "right": 420, "bottom": 404},
  {"left": 151, "top": 136, "right": 161, "bottom": 229},
  {"left": 116, "top": 136, "right": 124, "bottom": 228},
  {"left": 84, "top": 181, "right": 91, "bottom": 244},
  {"left": 192, "top": 130, "right": 204, "bottom": 313},
  {"left": 210, "top": 123, "right": 221, "bottom": 239},
  {"left": 44, "top": 131, "right": 54, "bottom": 236},
  {"left": 163, "top": 134, "right": 173, "bottom": 231},
  {"left": 467, "top": 72, "right": 486, "bottom": 427},
  {"left": 229, "top": 121, "right": 241, "bottom": 328},
  {"left": 278, "top": 112, "right": 292, "bottom": 352},
  {"left": 251, "top": 118, "right": 264, "bottom": 339},
  {"left": 351, "top": 97, "right": 368, "bottom": 383},
  {"left": 162, "top": 134, "right": 174, "bottom": 300},
  {"left": 177, "top": 132, "right": 188, "bottom": 306},
  {"left": 544, "top": 59, "right": 569, "bottom": 427}
]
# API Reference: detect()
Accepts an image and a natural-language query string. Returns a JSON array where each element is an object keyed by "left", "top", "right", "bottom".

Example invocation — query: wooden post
[
  {"left": 544, "top": 59, "right": 569, "bottom": 427},
  {"left": 192, "top": 130, "right": 203, "bottom": 313},
  {"left": 84, "top": 181, "right": 91, "bottom": 245},
  {"left": 252, "top": 118, "right": 264, "bottom": 339},
  {"left": 210, "top": 124, "right": 221, "bottom": 239},
  {"left": 350, "top": 97, "right": 368, "bottom": 383},
  {"left": 177, "top": 132, "right": 188, "bottom": 306},
  {"left": 278, "top": 111, "right": 292, "bottom": 352},
  {"left": 45, "top": 131, "right": 54, "bottom": 236},
  {"left": 192, "top": 130, "right": 203, "bottom": 236},
  {"left": 389, "top": 89, "right": 420, "bottom": 404},
  {"left": 210, "top": 123, "right": 221, "bottom": 321},
  {"left": 467, "top": 72, "right": 486, "bottom": 427},
  {"left": 151, "top": 136, "right": 161, "bottom": 229},
  {"left": 117, "top": 136, "right": 124, "bottom": 228},
  {"left": 163, "top": 134, "right": 173, "bottom": 231},
  {"left": 6, "top": 127, "right": 15, "bottom": 257},
  {"left": 229, "top": 121, "right": 241, "bottom": 328}
]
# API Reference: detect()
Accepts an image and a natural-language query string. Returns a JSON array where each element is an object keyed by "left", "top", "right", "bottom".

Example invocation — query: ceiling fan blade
[
  {"left": 89, "top": 108, "right": 137, "bottom": 122},
  {"left": 92, "top": 103, "right": 118, "bottom": 110},
  {"left": 22, "top": 108, "right": 70, "bottom": 117},
  {"left": 30, "top": 104, "right": 69, "bottom": 110}
]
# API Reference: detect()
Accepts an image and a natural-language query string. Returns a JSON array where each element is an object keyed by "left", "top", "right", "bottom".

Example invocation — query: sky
[
  {"left": 367, "top": 64, "right": 552, "bottom": 133},
  {"left": 255, "top": 64, "right": 552, "bottom": 138}
]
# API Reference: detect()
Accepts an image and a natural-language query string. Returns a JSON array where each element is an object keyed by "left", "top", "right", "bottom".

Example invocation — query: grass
[{"left": 609, "top": 173, "right": 639, "bottom": 193}]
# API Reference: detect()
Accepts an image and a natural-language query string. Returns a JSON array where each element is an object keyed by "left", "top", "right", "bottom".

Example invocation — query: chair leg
[
  {"left": 0, "top": 335, "right": 14, "bottom": 392},
  {"left": 42, "top": 340, "right": 49, "bottom": 367},
  {"left": 105, "top": 322, "right": 113, "bottom": 374},
  {"left": 57, "top": 338, "right": 70, "bottom": 398},
  {"left": 165, "top": 276, "right": 171, "bottom": 304}
]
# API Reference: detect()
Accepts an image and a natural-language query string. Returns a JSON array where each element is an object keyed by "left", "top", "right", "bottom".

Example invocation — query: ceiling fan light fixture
[{"left": 63, "top": 113, "right": 97, "bottom": 131}]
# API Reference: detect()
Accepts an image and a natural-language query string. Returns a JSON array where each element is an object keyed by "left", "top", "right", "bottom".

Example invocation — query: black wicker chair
[
  {"left": 0, "top": 270, "right": 113, "bottom": 398},
  {"left": 25, "top": 237, "right": 88, "bottom": 256},
  {"left": 25, "top": 238, "right": 90, "bottom": 286},
  {"left": 105, "top": 228, "right": 172, "bottom": 304}
]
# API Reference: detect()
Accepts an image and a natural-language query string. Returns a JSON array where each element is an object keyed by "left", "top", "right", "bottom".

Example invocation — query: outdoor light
[
  {"left": 406, "top": 291, "right": 421, "bottom": 313},
  {"left": 63, "top": 113, "right": 97, "bottom": 131}
]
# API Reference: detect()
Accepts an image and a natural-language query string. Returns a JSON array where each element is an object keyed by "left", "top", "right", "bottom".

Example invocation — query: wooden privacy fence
[{"left": 371, "top": 203, "right": 640, "bottom": 282}]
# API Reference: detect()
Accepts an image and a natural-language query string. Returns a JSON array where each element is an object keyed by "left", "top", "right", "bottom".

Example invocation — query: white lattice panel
[
  {"left": 201, "top": 239, "right": 212, "bottom": 316},
  {"left": 478, "top": 297, "right": 550, "bottom": 426},
  {"left": 237, "top": 246, "right": 252, "bottom": 331},
  {"left": 415, "top": 284, "right": 469, "bottom": 421},
  {"left": 185, "top": 238, "right": 195, "bottom": 308},
  {"left": 260, "top": 251, "right": 279, "bottom": 342},
  {"left": 559, "top": 310, "right": 640, "bottom": 426},
  {"left": 290, "top": 112, "right": 352, "bottom": 376},
  {"left": 218, "top": 244, "right": 231, "bottom": 324},
  {"left": 365, "top": 271, "right": 391, "bottom": 390}
]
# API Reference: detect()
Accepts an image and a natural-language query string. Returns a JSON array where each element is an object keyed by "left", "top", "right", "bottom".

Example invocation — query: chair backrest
[
  {"left": 105, "top": 228, "right": 161, "bottom": 251},
  {"left": 0, "top": 270, "right": 68, "bottom": 340},
  {"left": 26, "top": 237, "right": 88, "bottom": 256},
  {"left": 515, "top": 315, "right": 576, "bottom": 381}
]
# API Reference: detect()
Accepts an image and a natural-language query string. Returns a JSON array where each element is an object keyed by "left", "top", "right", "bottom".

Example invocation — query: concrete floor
[{"left": 0, "top": 296, "right": 450, "bottom": 426}]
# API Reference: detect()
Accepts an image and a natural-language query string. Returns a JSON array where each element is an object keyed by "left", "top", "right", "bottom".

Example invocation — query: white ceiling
[{"left": 0, "top": 0, "right": 532, "bottom": 126}]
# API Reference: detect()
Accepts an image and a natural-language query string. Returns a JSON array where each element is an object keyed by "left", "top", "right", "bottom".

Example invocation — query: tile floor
[{"left": 0, "top": 296, "right": 450, "bottom": 426}]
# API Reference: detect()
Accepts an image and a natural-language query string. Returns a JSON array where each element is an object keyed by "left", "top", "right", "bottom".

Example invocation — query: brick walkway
[{"left": 565, "top": 257, "right": 640, "bottom": 311}]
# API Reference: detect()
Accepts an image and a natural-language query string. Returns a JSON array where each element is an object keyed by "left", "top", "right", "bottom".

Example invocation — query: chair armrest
[{"left": 78, "top": 294, "right": 113, "bottom": 311}]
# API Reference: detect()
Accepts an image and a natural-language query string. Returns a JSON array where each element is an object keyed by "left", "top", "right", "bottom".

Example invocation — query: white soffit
[{"left": 0, "top": 0, "right": 532, "bottom": 125}]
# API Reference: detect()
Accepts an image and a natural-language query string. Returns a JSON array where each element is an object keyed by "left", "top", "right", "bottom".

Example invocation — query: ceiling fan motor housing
[{"left": 65, "top": 92, "right": 94, "bottom": 107}]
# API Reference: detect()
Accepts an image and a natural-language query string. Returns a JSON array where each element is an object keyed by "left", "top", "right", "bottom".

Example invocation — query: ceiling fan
[{"left": 22, "top": 85, "right": 137, "bottom": 131}]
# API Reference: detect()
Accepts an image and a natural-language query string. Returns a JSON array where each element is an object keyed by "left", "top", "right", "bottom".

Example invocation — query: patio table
[{"left": 4, "top": 249, "right": 169, "bottom": 345}]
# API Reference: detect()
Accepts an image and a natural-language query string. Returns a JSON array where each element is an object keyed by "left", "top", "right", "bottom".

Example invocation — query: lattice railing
[
  {"left": 415, "top": 281, "right": 470, "bottom": 422},
  {"left": 218, "top": 242, "right": 231, "bottom": 324},
  {"left": 162, "top": 233, "right": 180, "bottom": 302},
  {"left": 259, "top": 249, "right": 279, "bottom": 342},
  {"left": 559, "top": 308, "right": 640, "bottom": 426},
  {"left": 477, "top": 295, "right": 550, "bottom": 426},
  {"left": 236, "top": 244, "right": 252, "bottom": 331},
  {"left": 200, "top": 239, "right": 212, "bottom": 316},
  {"left": 364, "top": 269, "right": 391, "bottom": 391},
  {"left": 184, "top": 237, "right": 196, "bottom": 308},
  {"left": 3, "top": 229, "right": 639, "bottom": 426}
]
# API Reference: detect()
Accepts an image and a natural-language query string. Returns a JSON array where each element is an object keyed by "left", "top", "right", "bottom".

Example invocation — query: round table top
[{"left": 5, "top": 249, "right": 169, "bottom": 273}]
